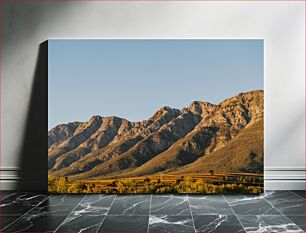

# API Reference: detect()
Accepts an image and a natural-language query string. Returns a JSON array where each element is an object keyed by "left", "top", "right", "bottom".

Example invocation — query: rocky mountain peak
[
  {"left": 150, "top": 106, "right": 181, "bottom": 120},
  {"left": 188, "top": 101, "right": 216, "bottom": 117},
  {"left": 48, "top": 122, "right": 81, "bottom": 149}
]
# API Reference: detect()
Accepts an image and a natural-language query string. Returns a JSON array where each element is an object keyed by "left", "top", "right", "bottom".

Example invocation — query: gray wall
[{"left": 1, "top": 1, "right": 304, "bottom": 190}]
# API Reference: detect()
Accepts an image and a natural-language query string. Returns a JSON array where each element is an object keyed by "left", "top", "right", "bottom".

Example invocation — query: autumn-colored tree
[
  {"left": 67, "top": 181, "right": 86, "bottom": 193},
  {"left": 144, "top": 177, "right": 151, "bottom": 182}
]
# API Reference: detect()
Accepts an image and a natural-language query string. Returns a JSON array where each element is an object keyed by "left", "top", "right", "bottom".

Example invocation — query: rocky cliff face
[
  {"left": 48, "top": 122, "right": 81, "bottom": 149},
  {"left": 48, "top": 90, "right": 264, "bottom": 180}
]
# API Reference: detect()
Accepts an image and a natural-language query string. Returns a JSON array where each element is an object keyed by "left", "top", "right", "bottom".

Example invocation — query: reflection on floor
[{"left": 0, "top": 190, "right": 304, "bottom": 232}]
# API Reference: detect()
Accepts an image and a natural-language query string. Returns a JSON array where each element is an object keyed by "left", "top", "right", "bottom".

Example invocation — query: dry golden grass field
[{"left": 48, "top": 173, "right": 263, "bottom": 194}]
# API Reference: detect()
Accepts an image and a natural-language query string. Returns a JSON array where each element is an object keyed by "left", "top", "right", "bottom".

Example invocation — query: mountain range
[{"left": 48, "top": 90, "right": 264, "bottom": 181}]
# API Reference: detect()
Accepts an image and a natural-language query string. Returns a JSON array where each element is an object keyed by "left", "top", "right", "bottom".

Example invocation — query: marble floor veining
[{"left": 0, "top": 191, "right": 304, "bottom": 232}]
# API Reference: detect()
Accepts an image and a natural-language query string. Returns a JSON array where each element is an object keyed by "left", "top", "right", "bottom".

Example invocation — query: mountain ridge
[{"left": 48, "top": 90, "right": 264, "bottom": 180}]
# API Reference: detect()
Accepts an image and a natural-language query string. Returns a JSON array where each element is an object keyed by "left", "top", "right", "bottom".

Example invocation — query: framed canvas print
[{"left": 48, "top": 39, "right": 264, "bottom": 194}]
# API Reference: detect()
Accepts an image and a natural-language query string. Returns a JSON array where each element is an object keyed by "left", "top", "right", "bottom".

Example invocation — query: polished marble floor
[{"left": 0, "top": 190, "right": 304, "bottom": 232}]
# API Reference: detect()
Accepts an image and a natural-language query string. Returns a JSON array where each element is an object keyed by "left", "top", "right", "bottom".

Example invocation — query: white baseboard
[
  {"left": 0, "top": 167, "right": 305, "bottom": 191},
  {"left": 0, "top": 168, "right": 21, "bottom": 190},
  {"left": 0, "top": 167, "right": 46, "bottom": 191},
  {"left": 264, "top": 167, "right": 305, "bottom": 190},
  {"left": 265, "top": 180, "right": 305, "bottom": 190}
]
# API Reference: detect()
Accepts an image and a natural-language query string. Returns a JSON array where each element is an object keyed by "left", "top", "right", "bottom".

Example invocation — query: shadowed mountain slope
[
  {"left": 170, "top": 117, "right": 264, "bottom": 174},
  {"left": 114, "top": 90, "right": 264, "bottom": 178}
]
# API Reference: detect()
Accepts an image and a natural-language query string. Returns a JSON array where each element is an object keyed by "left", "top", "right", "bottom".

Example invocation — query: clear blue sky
[{"left": 48, "top": 39, "right": 263, "bottom": 129}]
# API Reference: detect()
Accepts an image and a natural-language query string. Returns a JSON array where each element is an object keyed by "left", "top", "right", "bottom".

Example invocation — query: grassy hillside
[{"left": 170, "top": 118, "right": 263, "bottom": 175}]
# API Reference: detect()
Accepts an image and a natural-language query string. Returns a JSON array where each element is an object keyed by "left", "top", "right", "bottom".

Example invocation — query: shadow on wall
[{"left": 17, "top": 41, "right": 48, "bottom": 191}]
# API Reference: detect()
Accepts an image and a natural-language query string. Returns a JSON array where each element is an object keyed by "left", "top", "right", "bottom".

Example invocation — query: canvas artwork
[{"left": 48, "top": 39, "right": 264, "bottom": 194}]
